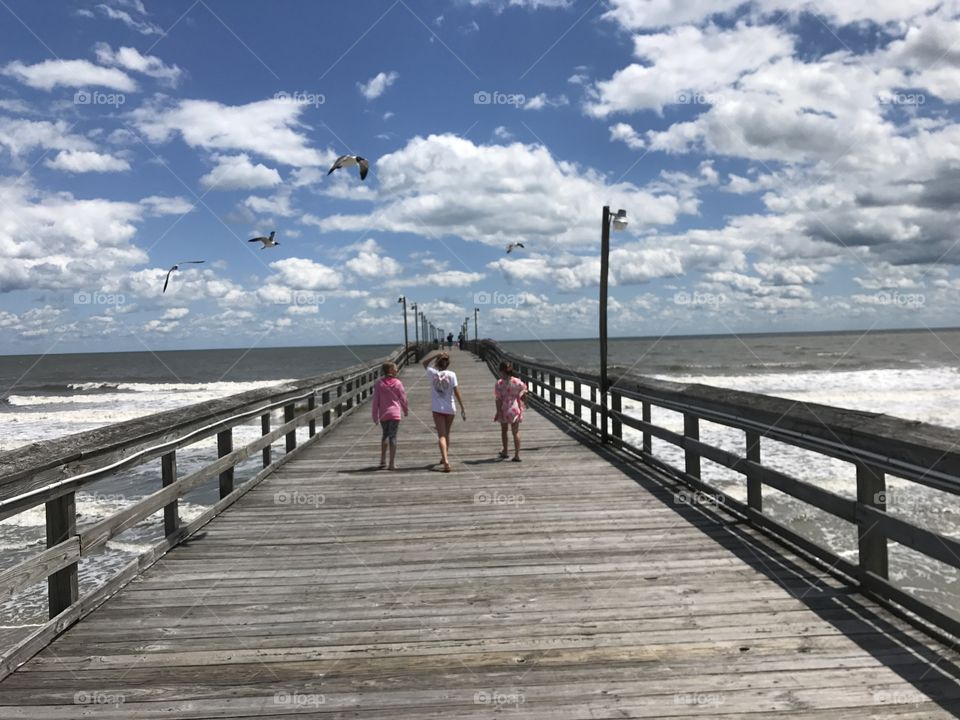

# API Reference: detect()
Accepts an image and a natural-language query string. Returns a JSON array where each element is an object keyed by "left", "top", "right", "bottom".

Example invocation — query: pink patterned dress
[{"left": 494, "top": 376, "right": 528, "bottom": 425}]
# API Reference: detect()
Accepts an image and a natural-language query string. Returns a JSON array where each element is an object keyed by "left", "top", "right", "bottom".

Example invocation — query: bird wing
[
  {"left": 328, "top": 155, "right": 349, "bottom": 174},
  {"left": 163, "top": 268, "right": 174, "bottom": 293},
  {"left": 358, "top": 157, "right": 369, "bottom": 180},
  {"left": 517, "top": 242, "right": 524, "bottom": 248},
  {"left": 249, "top": 237, "right": 265, "bottom": 243},
  {"left": 182, "top": 260, "right": 205, "bottom": 264}
]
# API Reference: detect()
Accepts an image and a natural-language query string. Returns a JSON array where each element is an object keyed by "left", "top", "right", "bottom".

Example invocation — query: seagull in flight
[
  {"left": 249, "top": 230, "right": 278, "bottom": 249},
  {"left": 163, "top": 261, "right": 205, "bottom": 293},
  {"left": 506, "top": 242, "right": 525, "bottom": 254},
  {"left": 328, "top": 154, "right": 369, "bottom": 181}
]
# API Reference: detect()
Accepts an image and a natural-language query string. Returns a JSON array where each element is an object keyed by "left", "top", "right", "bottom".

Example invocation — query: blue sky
[{"left": 1, "top": 0, "right": 959, "bottom": 353}]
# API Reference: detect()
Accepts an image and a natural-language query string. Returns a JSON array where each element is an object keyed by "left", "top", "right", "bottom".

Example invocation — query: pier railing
[
  {"left": 473, "top": 339, "right": 960, "bottom": 641},
  {"left": 0, "top": 344, "right": 418, "bottom": 677}
]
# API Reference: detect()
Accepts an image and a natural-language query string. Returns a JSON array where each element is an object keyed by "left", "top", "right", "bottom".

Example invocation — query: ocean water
[
  {"left": 0, "top": 331, "right": 958, "bottom": 636},
  {"left": 503, "top": 329, "right": 960, "bottom": 621}
]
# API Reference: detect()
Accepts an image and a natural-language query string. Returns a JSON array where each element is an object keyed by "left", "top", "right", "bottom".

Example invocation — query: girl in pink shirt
[
  {"left": 494, "top": 360, "right": 528, "bottom": 462},
  {"left": 371, "top": 362, "right": 408, "bottom": 470}
]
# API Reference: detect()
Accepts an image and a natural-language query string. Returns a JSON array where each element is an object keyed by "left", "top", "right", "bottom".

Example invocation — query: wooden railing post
[
  {"left": 746, "top": 431, "right": 762, "bottom": 513},
  {"left": 642, "top": 401, "right": 651, "bottom": 455},
  {"left": 857, "top": 463, "right": 889, "bottom": 579},
  {"left": 161, "top": 451, "right": 179, "bottom": 536},
  {"left": 284, "top": 403, "right": 297, "bottom": 452},
  {"left": 611, "top": 391, "right": 622, "bottom": 443},
  {"left": 217, "top": 429, "right": 234, "bottom": 499},
  {"left": 336, "top": 383, "right": 344, "bottom": 418},
  {"left": 45, "top": 493, "right": 77, "bottom": 617},
  {"left": 573, "top": 380, "right": 582, "bottom": 423},
  {"left": 345, "top": 380, "right": 354, "bottom": 410},
  {"left": 321, "top": 390, "right": 331, "bottom": 429},
  {"left": 308, "top": 394, "right": 317, "bottom": 437},
  {"left": 684, "top": 413, "right": 700, "bottom": 480},
  {"left": 261, "top": 413, "right": 271, "bottom": 468},
  {"left": 590, "top": 386, "right": 598, "bottom": 429},
  {"left": 549, "top": 373, "right": 557, "bottom": 406}
]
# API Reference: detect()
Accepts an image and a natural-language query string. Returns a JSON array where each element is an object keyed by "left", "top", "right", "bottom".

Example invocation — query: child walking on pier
[
  {"left": 494, "top": 361, "right": 527, "bottom": 462},
  {"left": 371, "top": 362, "right": 408, "bottom": 470},
  {"left": 421, "top": 350, "right": 466, "bottom": 473}
]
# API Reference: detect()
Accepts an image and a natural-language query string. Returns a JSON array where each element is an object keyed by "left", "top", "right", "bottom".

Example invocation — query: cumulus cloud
[
  {"left": 131, "top": 98, "right": 335, "bottom": 167},
  {"left": 586, "top": 23, "right": 793, "bottom": 116},
  {"left": 200, "top": 153, "right": 282, "bottom": 190},
  {"left": 2, "top": 59, "right": 135, "bottom": 91},
  {"left": 44, "top": 150, "right": 131, "bottom": 173},
  {"left": 346, "top": 250, "right": 402, "bottom": 279},
  {"left": 93, "top": 43, "right": 183, "bottom": 86},
  {"left": 358, "top": 71, "right": 399, "bottom": 100},
  {"left": 310, "top": 133, "right": 685, "bottom": 249}
]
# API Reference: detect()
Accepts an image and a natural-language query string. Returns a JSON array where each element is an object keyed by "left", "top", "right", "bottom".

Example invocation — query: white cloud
[
  {"left": 310, "top": 134, "right": 685, "bottom": 249},
  {"left": 131, "top": 98, "right": 334, "bottom": 167},
  {"left": 346, "top": 250, "right": 402, "bottom": 279},
  {"left": 140, "top": 195, "right": 195, "bottom": 216},
  {"left": 200, "top": 153, "right": 282, "bottom": 190},
  {"left": 609, "top": 122, "right": 645, "bottom": 150},
  {"left": 2, "top": 59, "right": 135, "bottom": 91},
  {"left": 586, "top": 23, "right": 793, "bottom": 116},
  {"left": 268, "top": 257, "right": 343, "bottom": 290},
  {"left": 95, "top": 2, "right": 163, "bottom": 35},
  {"left": 93, "top": 43, "right": 182, "bottom": 86},
  {"left": 524, "top": 93, "right": 569, "bottom": 111},
  {"left": 0, "top": 118, "right": 95, "bottom": 157},
  {"left": 601, "top": 0, "right": 940, "bottom": 30},
  {"left": 44, "top": 150, "right": 131, "bottom": 173},
  {"left": 244, "top": 192, "right": 295, "bottom": 217},
  {"left": 358, "top": 71, "right": 399, "bottom": 100}
]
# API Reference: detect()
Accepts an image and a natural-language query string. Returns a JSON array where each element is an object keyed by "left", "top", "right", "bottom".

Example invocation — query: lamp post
[
  {"left": 600, "top": 205, "right": 627, "bottom": 444},
  {"left": 411, "top": 303, "right": 419, "bottom": 347},
  {"left": 397, "top": 296, "right": 409, "bottom": 352},
  {"left": 474, "top": 307, "right": 479, "bottom": 344}
]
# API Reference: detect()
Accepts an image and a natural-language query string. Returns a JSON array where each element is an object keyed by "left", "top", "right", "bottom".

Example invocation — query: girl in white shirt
[{"left": 421, "top": 350, "right": 466, "bottom": 473}]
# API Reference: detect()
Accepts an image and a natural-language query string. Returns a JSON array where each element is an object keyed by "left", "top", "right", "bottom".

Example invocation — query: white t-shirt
[{"left": 426, "top": 366, "right": 458, "bottom": 414}]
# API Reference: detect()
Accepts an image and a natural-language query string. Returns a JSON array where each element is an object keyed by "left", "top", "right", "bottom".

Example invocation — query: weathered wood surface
[{"left": 1, "top": 349, "right": 958, "bottom": 718}]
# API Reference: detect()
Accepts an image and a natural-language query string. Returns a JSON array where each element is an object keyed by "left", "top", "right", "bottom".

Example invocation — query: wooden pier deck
[{"left": 1, "top": 349, "right": 959, "bottom": 717}]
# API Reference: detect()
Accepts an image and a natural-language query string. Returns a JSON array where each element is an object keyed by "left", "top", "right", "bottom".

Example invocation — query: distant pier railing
[
  {"left": 472, "top": 339, "right": 960, "bottom": 641},
  {"left": 0, "top": 344, "right": 418, "bottom": 678}
]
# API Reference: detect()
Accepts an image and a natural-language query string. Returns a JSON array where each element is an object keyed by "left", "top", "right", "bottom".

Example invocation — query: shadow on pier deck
[{"left": 1, "top": 348, "right": 958, "bottom": 718}]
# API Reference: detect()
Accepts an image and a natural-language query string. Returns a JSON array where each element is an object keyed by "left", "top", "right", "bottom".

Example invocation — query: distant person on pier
[
  {"left": 457, "top": 332, "right": 465, "bottom": 350},
  {"left": 421, "top": 350, "right": 466, "bottom": 473},
  {"left": 371, "top": 361, "right": 408, "bottom": 470},
  {"left": 494, "top": 360, "right": 528, "bottom": 462},
  {"left": 447, "top": 332, "right": 454, "bottom": 349}
]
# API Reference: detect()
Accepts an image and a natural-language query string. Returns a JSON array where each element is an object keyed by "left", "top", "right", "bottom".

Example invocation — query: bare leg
[
  {"left": 388, "top": 441, "right": 397, "bottom": 470},
  {"left": 500, "top": 424, "right": 509, "bottom": 457},
  {"left": 443, "top": 414, "right": 455, "bottom": 470},
  {"left": 512, "top": 422, "right": 521, "bottom": 460},
  {"left": 380, "top": 439, "right": 388, "bottom": 467},
  {"left": 433, "top": 414, "right": 450, "bottom": 469}
]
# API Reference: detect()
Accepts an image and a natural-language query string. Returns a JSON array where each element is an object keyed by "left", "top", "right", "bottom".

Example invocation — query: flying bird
[
  {"left": 163, "top": 261, "right": 205, "bottom": 293},
  {"left": 506, "top": 242, "right": 525, "bottom": 254},
  {"left": 328, "top": 154, "right": 369, "bottom": 181},
  {"left": 249, "top": 230, "right": 279, "bottom": 249}
]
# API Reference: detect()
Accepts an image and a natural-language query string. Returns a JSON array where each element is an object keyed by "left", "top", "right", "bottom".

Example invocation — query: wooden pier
[{"left": 0, "top": 345, "right": 959, "bottom": 717}]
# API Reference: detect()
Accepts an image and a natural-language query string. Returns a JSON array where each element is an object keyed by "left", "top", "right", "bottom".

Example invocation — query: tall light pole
[
  {"left": 397, "top": 296, "right": 409, "bottom": 352},
  {"left": 600, "top": 205, "right": 627, "bottom": 444},
  {"left": 474, "top": 307, "right": 479, "bottom": 345},
  {"left": 411, "top": 302, "right": 419, "bottom": 347}
]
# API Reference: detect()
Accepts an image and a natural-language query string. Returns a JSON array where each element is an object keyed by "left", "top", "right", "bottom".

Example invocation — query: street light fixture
[
  {"left": 474, "top": 307, "right": 479, "bottom": 346},
  {"left": 410, "top": 302, "right": 419, "bottom": 347},
  {"left": 600, "top": 205, "right": 627, "bottom": 444},
  {"left": 397, "top": 296, "right": 409, "bottom": 352}
]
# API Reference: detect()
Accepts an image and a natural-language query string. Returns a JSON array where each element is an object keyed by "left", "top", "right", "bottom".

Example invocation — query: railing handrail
[
  {"left": 0, "top": 346, "right": 416, "bottom": 511},
  {"left": 476, "top": 339, "right": 960, "bottom": 495}
]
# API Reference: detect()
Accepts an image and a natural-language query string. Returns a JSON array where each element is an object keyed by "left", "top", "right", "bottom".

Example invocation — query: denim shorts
[{"left": 381, "top": 419, "right": 400, "bottom": 444}]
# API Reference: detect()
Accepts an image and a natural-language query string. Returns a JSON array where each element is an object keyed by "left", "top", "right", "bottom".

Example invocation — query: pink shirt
[{"left": 372, "top": 376, "right": 408, "bottom": 422}]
